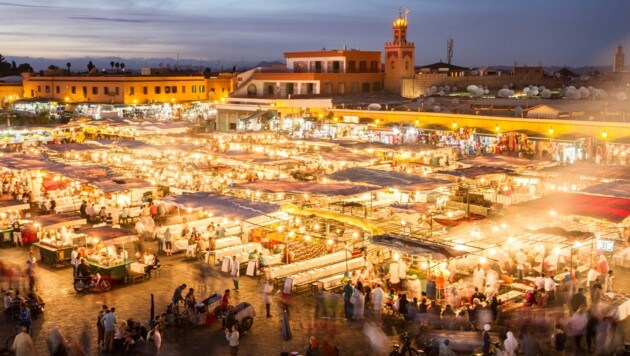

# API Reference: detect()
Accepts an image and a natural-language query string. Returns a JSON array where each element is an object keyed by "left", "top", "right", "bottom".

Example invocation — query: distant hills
[
  {"left": 2, "top": 55, "right": 614, "bottom": 75},
  {"left": 3, "top": 55, "right": 264, "bottom": 73}
]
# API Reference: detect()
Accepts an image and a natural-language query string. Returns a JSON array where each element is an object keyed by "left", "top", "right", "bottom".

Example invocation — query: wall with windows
[{"left": 22, "top": 73, "right": 218, "bottom": 104}]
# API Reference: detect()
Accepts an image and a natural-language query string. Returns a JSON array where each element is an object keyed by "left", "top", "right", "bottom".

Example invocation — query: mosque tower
[{"left": 384, "top": 8, "right": 415, "bottom": 94}]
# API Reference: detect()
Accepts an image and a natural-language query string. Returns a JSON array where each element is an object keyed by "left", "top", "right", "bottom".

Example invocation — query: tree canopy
[{"left": 0, "top": 54, "right": 34, "bottom": 76}]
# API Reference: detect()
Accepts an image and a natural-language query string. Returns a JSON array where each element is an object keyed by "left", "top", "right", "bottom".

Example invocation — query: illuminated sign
[{"left": 596, "top": 240, "right": 614, "bottom": 252}]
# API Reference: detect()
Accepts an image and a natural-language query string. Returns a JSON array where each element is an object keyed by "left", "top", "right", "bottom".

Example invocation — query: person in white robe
[{"left": 473, "top": 263, "right": 486, "bottom": 291}]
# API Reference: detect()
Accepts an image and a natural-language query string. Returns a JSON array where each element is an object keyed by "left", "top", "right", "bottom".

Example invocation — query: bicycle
[{"left": 5, "top": 324, "right": 21, "bottom": 351}]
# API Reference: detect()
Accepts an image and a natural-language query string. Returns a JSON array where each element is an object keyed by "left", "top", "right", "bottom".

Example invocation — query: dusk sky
[{"left": 1, "top": 0, "right": 629, "bottom": 67}]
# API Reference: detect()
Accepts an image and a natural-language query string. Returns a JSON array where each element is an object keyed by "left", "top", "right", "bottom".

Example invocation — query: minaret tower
[{"left": 384, "top": 7, "right": 415, "bottom": 94}]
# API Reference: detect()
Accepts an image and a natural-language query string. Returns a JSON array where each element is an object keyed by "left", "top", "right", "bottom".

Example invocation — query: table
[
  {"left": 129, "top": 262, "right": 148, "bottom": 275},
  {"left": 215, "top": 236, "right": 242, "bottom": 250},
  {"left": 34, "top": 242, "right": 73, "bottom": 265},
  {"left": 213, "top": 243, "right": 262, "bottom": 263},
  {"left": 508, "top": 282, "right": 530, "bottom": 292},
  {"left": 264, "top": 250, "right": 350, "bottom": 280},
  {"left": 288, "top": 258, "right": 364, "bottom": 286},
  {"left": 497, "top": 290, "right": 524, "bottom": 303},
  {"left": 593, "top": 294, "right": 630, "bottom": 321}
]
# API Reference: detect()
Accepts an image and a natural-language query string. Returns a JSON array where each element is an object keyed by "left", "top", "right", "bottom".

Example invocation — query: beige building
[{"left": 21, "top": 71, "right": 235, "bottom": 104}]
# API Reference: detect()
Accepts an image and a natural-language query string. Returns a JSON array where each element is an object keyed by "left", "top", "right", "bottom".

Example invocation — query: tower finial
[{"left": 398, "top": 7, "right": 402, "bottom": 18}]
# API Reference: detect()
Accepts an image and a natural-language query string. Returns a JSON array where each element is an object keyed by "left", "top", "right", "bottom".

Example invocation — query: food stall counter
[{"left": 86, "top": 259, "right": 133, "bottom": 281}]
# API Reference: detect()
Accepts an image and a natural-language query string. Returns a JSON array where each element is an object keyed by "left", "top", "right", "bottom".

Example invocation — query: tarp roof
[
  {"left": 45, "top": 164, "right": 115, "bottom": 183},
  {"left": 159, "top": 192, "right": 279, "bottom": 220},
  {"left": 438, "top": 166, "right": 514, "bottom": 178},
  {"left": 580, "top": 181, "right": 630, "bottom": 199},
  {"left": 0, "top": 200, "right": 29, "bottom": 213},
  {"left": 319, "top": 150, "right": 375, "bottom": 163},
  {"left": 90, "top": 178, "right": 154, "bottom": 193},
  {"left": 540, "top": 164, "right": 630, "bottom": 181},
  {"left": 79, "top": 226, "right": 136, "bottom": 245},
  {"left": 326, "top": 167, "right": 450, "bottom": 190},
  {"left": 44, "top": 143, "right": 108, "bottom": 153},
  {"left": 0, "top": 154, "right": 59, "bottom": 171},
  {"left": 32, "top": 213, "right": 86, "bottom": 229},
  {"left": 459, "top": 155, "right": 553, "bottom": 169},
  {"left": 513, "top": 192, "right": 630, "bottom": 224},
  {"left": 370, "top": 233, "right": 468, "bottom": 260},
  {"left": 231, "top": 179, "right": 379, "bottom": 196}
]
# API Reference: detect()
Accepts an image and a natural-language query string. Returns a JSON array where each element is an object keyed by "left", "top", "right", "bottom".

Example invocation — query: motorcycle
[{"left": 73, "top": 273, "right": 111, "bottom": 293}]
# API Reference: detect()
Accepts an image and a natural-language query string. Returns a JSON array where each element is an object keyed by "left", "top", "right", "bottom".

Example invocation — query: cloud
[
  {"left": 66, "top": 16, "right": 155, "bottom": 24},
  {"left": 0, "top": 1, "right": 57, "bottom": 8}
]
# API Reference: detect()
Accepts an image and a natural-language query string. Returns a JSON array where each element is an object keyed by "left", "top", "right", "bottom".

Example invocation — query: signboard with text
[{"left": 597, "top": 240, "right": 614, "bottom": 252}]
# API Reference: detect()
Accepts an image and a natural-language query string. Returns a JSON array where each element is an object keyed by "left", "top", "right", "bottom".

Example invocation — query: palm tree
[
  {"left": 66, "top": 62, "right": 71, "bottom": 75},
  {"left": 115, "top": 62, "right": 120, "bottom": 71},
  {"left": 120, "top": 63, "right": 125, "bottom": 71},
  {"left": 110, "top": 61, "right": 115, "bottom": 71}
]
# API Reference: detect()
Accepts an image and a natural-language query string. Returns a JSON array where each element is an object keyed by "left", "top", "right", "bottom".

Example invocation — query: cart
[
  {"left": 30, "top": 213, "right": 87, "bottom": 266},
  {"left": 80, "top": 226, "right": 137, "bottom": 288}
]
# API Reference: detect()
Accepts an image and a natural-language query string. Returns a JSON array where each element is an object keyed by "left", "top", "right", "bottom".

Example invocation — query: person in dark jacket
[{"left": 569, "top": 288, "right": 587, "bottom": 314}]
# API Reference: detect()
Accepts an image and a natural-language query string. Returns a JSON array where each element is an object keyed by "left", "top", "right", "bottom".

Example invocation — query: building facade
[
  {"left": 231, "top": 50, "right": 385, "bottom": 98},
  {"left": 21, "top": 71, "right": 235, "bottom": 104}
]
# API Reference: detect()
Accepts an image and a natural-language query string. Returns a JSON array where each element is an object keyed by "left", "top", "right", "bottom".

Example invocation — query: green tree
[
  {"left": 16, "top": 63, "right": 33, "bottom": 73},
  {"left": 0, "top": 54, "right": 11, "bottom": 76},
  {"left": 87, "top": 61, "right": 95, "bottom": 71}
]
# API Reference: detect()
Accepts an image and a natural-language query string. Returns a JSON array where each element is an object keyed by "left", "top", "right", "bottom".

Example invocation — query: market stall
[
  {"left": 0, "top": 200, "right": 30, "bottom": 246},
  {"left": 80, "top": 226, "right": 137, "bottom": 282},
  {"left": 31, "top": 213, "right": 87, "bottom": 265}
]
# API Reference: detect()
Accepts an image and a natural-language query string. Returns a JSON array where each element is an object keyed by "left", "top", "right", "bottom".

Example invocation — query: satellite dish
[{"left": 367, "top": 103, "right": 382, "bottom": 110}]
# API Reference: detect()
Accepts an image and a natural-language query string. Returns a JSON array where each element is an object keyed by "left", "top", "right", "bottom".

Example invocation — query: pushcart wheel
[
  {"left": 241, "top": 316, "right": 253, "bottom": 332},
  {"left": 100, "top": 280, "right": 112, "bottom": 291},
  {"left": 213, "top": 306, "right": 221, "bottom": 318}
]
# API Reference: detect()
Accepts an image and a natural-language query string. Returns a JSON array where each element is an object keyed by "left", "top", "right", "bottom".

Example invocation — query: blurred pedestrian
[
  {"left": 263, "top": 279, "right": 273, "bottom": 318},
  {"left": 566, "top": 305, "right": 587, "bottom": 354},
  {"left": 225, "top": 324, "right": 239, "bottom": 355},
  {"left": 101, "top": 307, "right": 117, "bottom": 352},
  {"left": 520, "top": 329, "right": 541, "bottom": 356},
  {"left": 569, "top": 288, "right": 586, "bottom": 314},
  {"left": 439, "top": 339, "right": 456, "bottom": 356},
  {"left": 18, "top": 303, "right": 32, "bottom": 334},
  {"left": 231, "top": 255, "right": 240, "bottom": 292},
  {"left": 10, "top": 325, "right": 34, "bottom": 356},
  {"left": 552, "top": 324, "right": 567, "bottom": 356},
  {"left": 604, "top": 270, "right": 613, "bottom": 292},
  {"left": 96, "top": 305, "right": 108, "bottom": 349},
  {"left": 481, "top": 323, "right": 491, "bottom": 355},
  {"left": 504, "top": 331, "right": 518, "bottom": 356},
  {"left": 372, "top": 281, "right": 384, "bottom": 321}
]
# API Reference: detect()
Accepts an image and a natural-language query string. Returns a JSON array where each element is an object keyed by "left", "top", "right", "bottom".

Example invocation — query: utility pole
[{"left": 447, "top": 38, "right": 454, "bottom": 65}]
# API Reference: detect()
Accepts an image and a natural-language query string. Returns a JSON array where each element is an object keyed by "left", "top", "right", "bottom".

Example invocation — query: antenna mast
[{"left": 447, "top": 38, "right": 454, "bottom": 65}]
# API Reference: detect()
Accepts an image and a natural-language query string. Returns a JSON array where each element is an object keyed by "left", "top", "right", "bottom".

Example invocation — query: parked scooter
[{"left": 73, "top": 273, "right": 111, "bottom": 293}]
